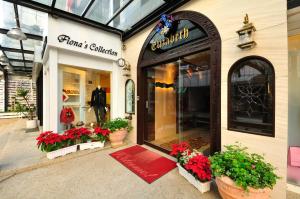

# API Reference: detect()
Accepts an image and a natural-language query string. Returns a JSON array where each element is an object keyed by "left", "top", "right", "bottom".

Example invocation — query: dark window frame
[{"left": 227, "top": 56, "right": 275, "bottom": 137}]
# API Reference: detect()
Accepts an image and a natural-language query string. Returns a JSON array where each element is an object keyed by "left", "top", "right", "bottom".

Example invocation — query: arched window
[{"left": 228, "top": 56, "right": 275, "bottom": 137}]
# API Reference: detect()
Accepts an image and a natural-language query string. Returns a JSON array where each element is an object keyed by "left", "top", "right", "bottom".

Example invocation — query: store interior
[
  {"left": 61, "top": 65, "right": 111, "bottom": 130},
  {"left": 145, "top": 51, "right": 211, "bottom": 153}
]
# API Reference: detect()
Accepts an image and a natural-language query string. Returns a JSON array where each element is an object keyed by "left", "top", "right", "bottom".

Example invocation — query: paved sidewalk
[
  {"left": 0, "top": 119, "right": 45, "bottom": 173},
  {"left": 0, "top": 145, "right": 221, "bottom": 199}
]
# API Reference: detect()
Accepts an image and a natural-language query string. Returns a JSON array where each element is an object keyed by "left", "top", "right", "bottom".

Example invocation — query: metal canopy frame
[
  {"left": 3, "top": 0, "right": 190, "bottom": 40},
  {"left": 0, "top": 1, "right": 43, "bottom": 75}
]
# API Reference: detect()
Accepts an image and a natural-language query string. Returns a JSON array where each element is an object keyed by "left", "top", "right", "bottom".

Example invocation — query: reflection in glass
[
  {"left": 5, "top": 52, "right": 23, "bottom": 60},
  {"left": 55, "top": 0, "right": 91, "bottom": 16},
  {"left": 32, "top": 0, "right": 53, "bottom": 6},
  {"left": 22, "top": 38, "right": 42, "bottom": 51},
  {"left": 109, "top": 0, "right": 165, "bottom": 31},
  {"left": 18, "top": 5, "right": 48, "bottom": 36},
  {"left": 229, "top": 58, "right": 274, "bottom": 135},
  {"left": 145, "top": 51, "right": 211, "bottom": 154},
  {"left": 0, "top": 34, "right": 21, "bottom": 49},
  {"left": 0, "top": 1, "right": 16, "bottom": 30}
]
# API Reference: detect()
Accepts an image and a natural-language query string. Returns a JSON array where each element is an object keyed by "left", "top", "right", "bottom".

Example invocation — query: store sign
[
  {"left": 151, "top": 27, "right": 189, "bottom": 51},
  {"left": 57, "top": 34, "right": 118, "bottom": 56}
]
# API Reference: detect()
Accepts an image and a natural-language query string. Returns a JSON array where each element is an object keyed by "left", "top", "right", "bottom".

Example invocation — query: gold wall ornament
[{"left": 236, "top": 14, "right": 256, "bottom": 49}]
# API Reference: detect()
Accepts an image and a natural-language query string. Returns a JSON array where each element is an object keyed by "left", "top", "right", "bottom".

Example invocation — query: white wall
[{"left": 43, "top": 17, "right": 125, "bottom": 132}]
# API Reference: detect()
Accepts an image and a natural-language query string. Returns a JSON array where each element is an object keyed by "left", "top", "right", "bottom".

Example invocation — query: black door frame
[{"left": 137, "top": 11, "right": 221, "bottom": 154}]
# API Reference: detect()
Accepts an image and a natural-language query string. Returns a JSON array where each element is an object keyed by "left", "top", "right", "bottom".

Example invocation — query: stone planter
[
  {"left": 177, "top": 163, "right": 211, "bottom": 193},
  {"left": 79, "top": 141, "right": 105, "bottom": 150},
  {"left": 216, "top": 176, "right": 271, "bottom": 199},
  {"left": 46, "top": 145, "right": 77, "bottom": 159},
  {"left": 26, "top": 119, "right": 37, "bottom": 129},
  {"left": 109, "top": 129, "right": 128, "bottom": 147}
]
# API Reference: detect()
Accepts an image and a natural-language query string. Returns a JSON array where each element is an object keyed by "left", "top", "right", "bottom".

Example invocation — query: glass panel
[
  {"left": 18, "top": 6, "right": 48, "bottom": 36},
  {"left": 86, "top": 0, "right": 112, "bottom": 23},
  {"left": 5, "top": 52, "right": 23, "bottom": 59},
  {"left": 25, "top": 62, "right": 34, "bottom": 68},
  {"left": 85, "top": 70, "right": 111, "bottom": 126},
  {"left": 0, "top": 34, "right": 21, "bottom": 49},
  {"left": 32, "top": 0, "right": 53, "bottom": 6},
  {"left": 24, "top": 54, "right": 34, "bottom": 60},
  {"left": 11, "top": 61, "right": 25, "bottom": 67},
  {"left": 109, "top": 0, "right": 165, "bottom": 31},
  {"left": 178, "top": 51, "right": 211, "bottom": 154},
  {"left": 55, "top": 0, "right": 91, "bottom": 16},
  {"left": 230, "top": 59, "right": 274, "bottom": 135},
  {"left": 0, "top": 1, "right": 16, "bottom": 30},
  {"left": 63, "top": 71, "right": 81, "bottom": 125},
  {"left": 22, "top": 38, "right": 42, "bottom": 51},
  {"left": 144, "top": 51, "right": 211, "bottom": 153}
]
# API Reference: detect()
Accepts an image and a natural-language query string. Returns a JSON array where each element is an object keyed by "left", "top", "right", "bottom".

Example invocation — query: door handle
[{"left": 145, "top": 100, "right": 149, "bottom": 109}]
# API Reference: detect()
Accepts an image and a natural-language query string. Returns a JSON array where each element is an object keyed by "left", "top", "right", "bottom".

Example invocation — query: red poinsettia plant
[
  {"left": 36, "top": 131, "right": 65, "bottom": 152},
  {"left": 94, "top": 127, "right": 110, "bottom": 142},
  {"left": 170, "top": 141, "right": 212, "bottom": 182},
  {"left": 184, "top": 154, "right": 212, "bottom": 182},
  {"left": 170, "top": 142, "right": 191, "bottom": 162},
  {"left": 64, "top": 127, "right": 92, "bottom": 143}
]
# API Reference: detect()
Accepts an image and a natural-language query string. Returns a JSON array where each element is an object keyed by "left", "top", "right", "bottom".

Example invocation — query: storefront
[
  {"left": 42, "top": 17, "right": 125, "bottom": 132},
  {"left": 124, "top": 1, "right": 288, "bottom": 199}
]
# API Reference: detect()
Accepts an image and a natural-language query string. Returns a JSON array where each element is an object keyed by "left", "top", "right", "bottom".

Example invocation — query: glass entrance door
[{"left": 144, "top": 51, "right": 211, "bottom": 154}]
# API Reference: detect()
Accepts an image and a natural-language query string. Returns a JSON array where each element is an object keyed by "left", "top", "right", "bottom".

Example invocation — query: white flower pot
[
  {"left": 47, "top": 145, "right": 77, "bottom": 159},
  {"left": 177, "top": 163, "right": 211, "bottom": 193},
  {"left": 26, "top": 119, "right": 37, "bottom": 129},
  {"left": 79, "top": 141, "right": 105, "bottom": 150}
]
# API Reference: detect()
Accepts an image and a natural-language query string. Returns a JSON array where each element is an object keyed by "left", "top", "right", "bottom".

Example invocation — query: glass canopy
[
  {"left": 0, "top": 0, "right": 47, "bottom": 75},
  {"left": 1, "top": 0, "right": 190, "bottom": 75}
]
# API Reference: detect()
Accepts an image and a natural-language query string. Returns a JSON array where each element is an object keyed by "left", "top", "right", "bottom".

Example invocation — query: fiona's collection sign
[{"left": 57, "top": 34, "right": 118, "bottom": 56}]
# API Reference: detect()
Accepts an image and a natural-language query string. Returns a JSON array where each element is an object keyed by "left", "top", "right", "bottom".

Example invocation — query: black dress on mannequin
[{"left": 90, "top": 88, "right": 106, "bottom": 124}]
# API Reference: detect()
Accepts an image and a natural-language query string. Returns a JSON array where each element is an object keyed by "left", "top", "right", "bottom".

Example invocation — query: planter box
[
  {"left": 46, "top": 145, "right": 77, "bottom": 159},
  {"left": 79, "top": 141, "right": 105, "bottom": 150},
  {"left": 177, "top": 163, "right": 211, "bottom": 193}
]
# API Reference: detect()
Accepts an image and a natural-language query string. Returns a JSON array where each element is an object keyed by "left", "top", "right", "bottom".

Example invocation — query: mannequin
[{"left": 89, "top": 85, "right": 107, "bottom": 125}]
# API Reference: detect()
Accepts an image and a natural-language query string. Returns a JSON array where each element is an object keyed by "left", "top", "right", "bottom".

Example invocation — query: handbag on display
[{"left": 60, "top": 107, "right": 75, "bottom": 124}]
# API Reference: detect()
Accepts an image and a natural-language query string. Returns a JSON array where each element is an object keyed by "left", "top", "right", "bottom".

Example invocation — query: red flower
[
  {"left": 184, "top": 154, "right": 212, "bottom": 182},
  {"left": 170, "top": 142, "right": 190, "bottom": 157},
  {"left": 94, "top": 127, "right": 110, "bottom": 142}
]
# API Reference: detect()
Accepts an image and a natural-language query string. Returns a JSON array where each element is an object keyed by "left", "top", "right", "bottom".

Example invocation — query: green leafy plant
[
  {"left": 103, "top": 118, "right": 132, "bottom": 132},
  {"left": 16, "top": 88, "right": 35, "bottom": 120},
  {"left": 209, "top": 144, "right": 279, "bottom": 191}
]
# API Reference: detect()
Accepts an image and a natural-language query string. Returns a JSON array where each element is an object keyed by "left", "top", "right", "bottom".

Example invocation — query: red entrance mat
[{"left": 109, "top": 145, "right": 176, "bottom": 184}]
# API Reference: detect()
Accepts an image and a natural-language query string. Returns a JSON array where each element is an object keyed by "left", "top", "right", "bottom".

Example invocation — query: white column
[
  {"left": 111, "top": 62, "right": 125, "bottom": 119},
  {"left": 43, "top": 62, "right": 50, "bottom": 130},
  {"left": 49, "top": 48, "right": 59, "bottom": 132}
]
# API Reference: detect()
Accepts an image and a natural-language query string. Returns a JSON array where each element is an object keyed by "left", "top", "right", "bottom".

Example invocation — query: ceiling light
[{"left": 7, "top": 27, "right": 27, "bottom": 40}]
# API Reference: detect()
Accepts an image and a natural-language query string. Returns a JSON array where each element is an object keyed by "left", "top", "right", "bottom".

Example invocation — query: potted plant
[
  {"left": 16, "top": 88, "right": 37, "bottom": 129},
  {"left": 36, "top": 131, "right": 77, "bottom": 159},
  {"left": 209, "top": 144, "right": 280, "bottom": 199},
  {"left": 170, "top": 142, "right": 212, "bottom": 193},
  {"left": 103, "top": 118, "right": 132, "bottom": 147}
]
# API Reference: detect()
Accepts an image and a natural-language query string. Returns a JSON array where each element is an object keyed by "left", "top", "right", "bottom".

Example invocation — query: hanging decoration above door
[{"left": 156, "top": 14, "right": 176, "bottom": 36}]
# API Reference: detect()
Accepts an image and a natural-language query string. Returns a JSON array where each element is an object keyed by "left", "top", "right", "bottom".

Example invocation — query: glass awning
[
  {"left": 0, "top": 0, "right": 190, "bottom": 76},
  {"left": 0, "top": 0, "right": 46, "bottom": 75}
]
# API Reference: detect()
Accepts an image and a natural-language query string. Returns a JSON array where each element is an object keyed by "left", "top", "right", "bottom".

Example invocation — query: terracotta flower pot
[
  {"left": 216, "top": 176, "right": 271, "bottom": 199},
  {"left": 109, "top": 129, "right": 128, "bottom": 147}
]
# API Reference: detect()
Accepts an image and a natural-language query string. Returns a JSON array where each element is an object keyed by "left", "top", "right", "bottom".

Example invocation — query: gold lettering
[
  {"left": 151, "top": 43, "right": 156, "bottom": 51},
  {"left": 183, "top": 28, "right": 189, "bottom": 39},
  {"left": 175, "top": 33, "right": 179, "bottom": 42},
  {"left": 170, "top": 35, "right": 175, "bottom": 44},
  {"left": 151, "top": 27, "right": 190, "bottom": 51},
  {"left": 165, "top": 38, "right": 170, "bottom": 45}
]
